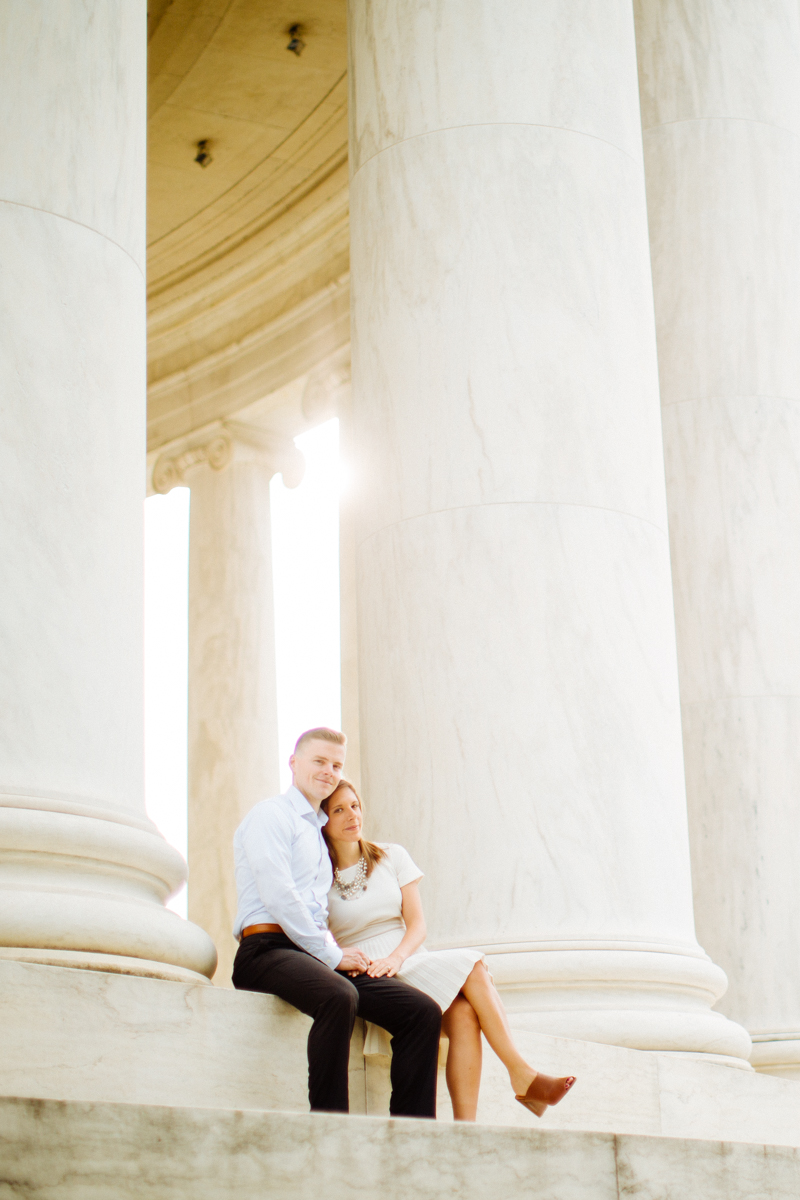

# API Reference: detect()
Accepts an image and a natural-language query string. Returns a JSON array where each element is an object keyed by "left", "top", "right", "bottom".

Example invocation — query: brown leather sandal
[{"left": 515, "top": 1073, "right": 576, "bottom": 1117}]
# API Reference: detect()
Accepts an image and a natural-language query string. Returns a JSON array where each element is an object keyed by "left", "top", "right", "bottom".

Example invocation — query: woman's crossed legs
[{"left": 442, "top": 961, "right": 575, "bottom": 1121}]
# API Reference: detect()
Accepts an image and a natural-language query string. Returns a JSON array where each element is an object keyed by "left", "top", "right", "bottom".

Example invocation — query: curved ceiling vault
[{"left": 146, "top": 0, "right": 349, "bottom": 452}]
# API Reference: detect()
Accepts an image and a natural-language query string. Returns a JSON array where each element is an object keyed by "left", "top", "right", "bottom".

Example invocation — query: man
[{"left": 232, "top": 727, "right": 441, "bottom": 1116}]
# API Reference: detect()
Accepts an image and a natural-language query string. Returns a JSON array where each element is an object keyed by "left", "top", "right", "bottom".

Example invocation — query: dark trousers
[{"left": 232, "top": 932, "right": 441, "bottom": 1117}]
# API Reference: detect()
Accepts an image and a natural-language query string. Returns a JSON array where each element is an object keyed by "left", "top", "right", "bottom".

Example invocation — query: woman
[{"left": 322, "top": 779, "right": 576, "bottom": 1122}]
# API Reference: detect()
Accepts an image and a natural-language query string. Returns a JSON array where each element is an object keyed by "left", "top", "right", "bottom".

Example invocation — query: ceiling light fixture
[
  {"left": 194, "top": 139, "right": 212, "bottom": 168},
  {"left": 287, "top": 24, "right": 305, "bottom": 55}
]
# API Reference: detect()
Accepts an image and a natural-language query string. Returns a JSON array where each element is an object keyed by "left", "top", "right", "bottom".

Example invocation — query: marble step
[
  {"left": 2, "top": 958, "right": 799, "bottom": 1149},
  {"left": 1, "top": 1094, "right": 800, "bottom": 1200}
]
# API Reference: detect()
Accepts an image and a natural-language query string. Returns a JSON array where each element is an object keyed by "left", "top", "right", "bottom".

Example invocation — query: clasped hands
[{"left": 336, "top": 948, "right": 404, "bottom": 978}]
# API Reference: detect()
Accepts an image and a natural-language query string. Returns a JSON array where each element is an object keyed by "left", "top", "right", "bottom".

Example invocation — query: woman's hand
[{"left": 366, "top": 952, "right": 404, "bottom": 978}]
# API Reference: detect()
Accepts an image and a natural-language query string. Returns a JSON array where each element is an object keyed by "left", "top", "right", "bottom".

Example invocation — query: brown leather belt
[{"left": 242, "top": 923, "right": 283, "bottom": 939}]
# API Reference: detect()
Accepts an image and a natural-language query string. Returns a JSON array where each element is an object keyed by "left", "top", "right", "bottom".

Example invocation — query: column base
[
  {"left": 485, "top": 947, "right": 752, "bottom": 1060},
  {"left": 749, "top": 1034, "right": 800, "bottom": 1080},
  {"left": 0, "top": 795, "right": 217, "bottom": 979},
  {"left": 0, "top": 947, "right": 211, "bottom": 986}
]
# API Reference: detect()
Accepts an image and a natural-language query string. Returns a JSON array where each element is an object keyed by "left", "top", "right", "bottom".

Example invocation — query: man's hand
[
  {"left": 336, "top": 948, "right": 369, "bottom": 976},
  {"left": 366, "top": 952, "right": 404, "bottom": 978}
]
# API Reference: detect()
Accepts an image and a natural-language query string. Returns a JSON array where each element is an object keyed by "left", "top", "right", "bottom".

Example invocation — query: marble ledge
[
  {"left": 2, "top": 961, "right": 800, "bottom": 1149},
  {"left": 1, "top": 1097, "right": 800, "bottom": 1200}
]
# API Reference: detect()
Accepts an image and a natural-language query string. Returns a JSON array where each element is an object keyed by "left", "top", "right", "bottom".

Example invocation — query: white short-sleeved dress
[{"left": 327, "top": 843, "right": 484, "bottom": 1055}]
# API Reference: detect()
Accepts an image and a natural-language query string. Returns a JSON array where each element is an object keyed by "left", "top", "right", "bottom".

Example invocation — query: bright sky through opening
[{"left": 144, "top": 418, "right": 341, "bottom": 918}]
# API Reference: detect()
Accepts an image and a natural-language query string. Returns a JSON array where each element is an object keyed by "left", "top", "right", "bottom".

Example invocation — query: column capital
[
  {"left": 151, "top": 421, "right": 304, "bottom": 495},
  {"left": 301, "top": 356, "right": 351, "bottom": 424}
]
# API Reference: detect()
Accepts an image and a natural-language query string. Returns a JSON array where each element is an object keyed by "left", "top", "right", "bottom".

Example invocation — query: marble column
[
  {"left": 153, "top": 423, "right": 303, "bottom": 986},
  {"left": 635, "top": 1, "right": 800, "bottom": 1077},
  {"left": 348, "top": 0, "right": 750, "bottom": 1058},
  {"left": 338, "top": 387, "right": 363, "bottom": 792},
  {"left": 0, "top": 0, "right": 215, "bottom": 980}
]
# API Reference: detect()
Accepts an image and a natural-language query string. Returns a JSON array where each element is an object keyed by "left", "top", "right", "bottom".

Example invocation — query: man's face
[{"left": 290, "top": 739, "right": 345, "bottom": 807}]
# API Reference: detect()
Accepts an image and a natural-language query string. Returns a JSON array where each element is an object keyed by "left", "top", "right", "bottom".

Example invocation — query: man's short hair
[{"left": 293, "top": 727, "right": 347, "bottom": 755}]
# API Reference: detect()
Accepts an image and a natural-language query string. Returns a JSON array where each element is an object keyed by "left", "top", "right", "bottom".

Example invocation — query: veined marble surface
[
  {"left": 636, "top": 0, "right": 800, "bottom": 1067},
  {"left": 1, "top": 1097, "right": 800, "bottom": 1200},
  {"left": 0, "top": 961, "right": 363, "bottom": 1115},
  {"left": 348, "top": 0, "right": 645, "bottom": 169},
  {"left": 351, "top": 124, "right": 668, "bottom": 538},
  {"left": 643, "top": 123, "right": 800, "bottom": 408},
  {"left": 347, "top": 0, "right": 740, "bottom": 1052},
  {"left": 0, "top": 961, "right": 798, "bottom": 1148},
  {"left": 0, "top": 203, "right": 145, "bottom": 815},
  {"left": 0, "top": 0, "right": 213, "bottom": 976},
  {"left": 0, "top": 0, "right": 145, "bottom": 268},
  {"left": 635, "top": 0, "right": 800, "bottom": 135},
  {"left": 357, "top": 505, "right": 691, "bottom": 947}
]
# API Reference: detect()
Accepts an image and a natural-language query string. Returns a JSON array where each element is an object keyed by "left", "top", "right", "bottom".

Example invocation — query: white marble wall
[
  {"left": 635, "top": 0, "right": 800, "bottom": 1076},
  {"left": 347, "top": 0, "right": 747, "bottom": 1057},
  {"left": 0, "top": 1, "right": 214, "bottom": 977}
]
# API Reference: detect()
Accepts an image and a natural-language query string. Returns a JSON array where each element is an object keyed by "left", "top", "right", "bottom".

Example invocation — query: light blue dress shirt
[{"left": 233, "top": 785, "right": 343, "bottom": 969}]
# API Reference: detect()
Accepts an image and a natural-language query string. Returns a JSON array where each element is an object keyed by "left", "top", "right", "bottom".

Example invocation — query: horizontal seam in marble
[
  {"left": 681, "top": 694, "right": 800, "bottom": 706},
  {"left": 662, "top": 393, "right": 800, "bottom": 410},
  {"left": 352, "top": 122, "right": 639, "bottom": 181},
  {"left": 357, "top": 499, "right": 668, "bottom": 551},
  {"left": 0, "top": 197, "right": 144, "bottom": 280},
  {"left": 750, "top": 1030, "right": 800, "bottom": 1041},
  {"left": 643, "top": 115, "right": 800, "bottom": 142}
]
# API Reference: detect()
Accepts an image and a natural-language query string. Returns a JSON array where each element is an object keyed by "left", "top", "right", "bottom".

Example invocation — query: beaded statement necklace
[{"left": 333, "top": 856, "right": 368, "bottom": 900}]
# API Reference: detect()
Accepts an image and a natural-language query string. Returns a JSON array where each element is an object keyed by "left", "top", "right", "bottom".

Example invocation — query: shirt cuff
[{"left": 320, "top": 941, "right": 343, "bottom": 970}]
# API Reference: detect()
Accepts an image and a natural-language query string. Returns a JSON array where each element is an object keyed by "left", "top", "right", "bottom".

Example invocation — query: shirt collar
[{"left": 286, "top": 784, "right": 328, "bottom": 827}]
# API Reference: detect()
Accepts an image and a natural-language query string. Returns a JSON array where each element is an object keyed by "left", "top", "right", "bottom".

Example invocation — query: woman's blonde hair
[{"left": 321, "top": 780, "right": 386, "bottom": 877}]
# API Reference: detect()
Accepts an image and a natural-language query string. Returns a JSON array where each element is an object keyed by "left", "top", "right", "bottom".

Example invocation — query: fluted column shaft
[
  {"left": 348, "top": 0, "right": 749, "bottom": 1057},
  {"left": 0, "top": 0, "right": 214, "bottom": 979},
  {"left": 635, "top": 0, "right": 800, "bottom": 1077}
]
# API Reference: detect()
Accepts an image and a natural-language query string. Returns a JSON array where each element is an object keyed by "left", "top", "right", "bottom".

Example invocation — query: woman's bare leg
[
  {"left": 441, "top": 995, "right": 482, "bottom": 1121},
  {"left": 460, "top": 961, "right": 538, "bottom": 1097}
]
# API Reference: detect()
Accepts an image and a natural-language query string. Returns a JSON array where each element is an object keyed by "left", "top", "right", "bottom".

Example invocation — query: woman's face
[{"left": 325, "top": 788, "right": 363, "bottom": 842}]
